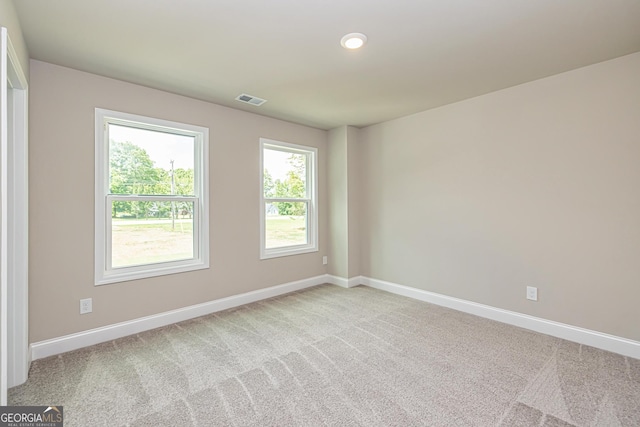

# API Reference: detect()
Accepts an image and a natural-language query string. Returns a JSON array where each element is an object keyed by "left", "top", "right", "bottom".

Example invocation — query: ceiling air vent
[{"left": 235, "top": 93, "right": 267, "bottom": 106}]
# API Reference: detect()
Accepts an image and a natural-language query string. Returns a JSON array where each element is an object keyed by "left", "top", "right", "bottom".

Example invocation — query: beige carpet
[{"left": 9, "top": 284, "right": 640, "bottom": 426}]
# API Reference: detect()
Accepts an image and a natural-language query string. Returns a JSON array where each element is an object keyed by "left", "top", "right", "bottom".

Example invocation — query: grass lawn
[
  {"left": 112, "top": 218, "right": 194, "bottom": 267},
  {"left": 265, "top": 215, "right": 307, "bottom": 248},
  {"left": 110, "top": 215, "right": 306, "bottom": 267}
]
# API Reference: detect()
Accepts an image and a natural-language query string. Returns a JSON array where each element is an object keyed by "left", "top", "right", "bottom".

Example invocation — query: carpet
[{"left": 9, "top": 284, "right": 640, "bottom": 426}]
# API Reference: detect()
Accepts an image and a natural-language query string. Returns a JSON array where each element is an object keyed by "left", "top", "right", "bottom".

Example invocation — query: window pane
[
  {"left": 265, "top": 202, "right": 307, "bottom": 248},
  {"left": 109, "top": 124, "right": 195, "bottom": 195},
  {"left": 263, "top": 148, "right": 306, "bottom": 198},
  {"left": 111, "top": 200, "right": 194, "bottom": 268}
]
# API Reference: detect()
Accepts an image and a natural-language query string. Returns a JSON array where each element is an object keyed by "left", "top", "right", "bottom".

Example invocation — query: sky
[
  {"left": 264, "top": 148, "right": 305, "bottom": 182},
  {"left": 109, "top": 124, "right": 194, "bottom": 170},
  {"left": 109, "top": 123, "right": 303, "bottom": 181},
  {"left": 264, "top": 149, "right": 291, "bottom": 181}
]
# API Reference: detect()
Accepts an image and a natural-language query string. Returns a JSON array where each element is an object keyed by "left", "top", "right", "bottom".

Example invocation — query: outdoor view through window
[
  {"left": 109, "top": 124, "right": 195, "bottom": 268},
  {"left": 261, "top": 140, "right": 316, "bottom": 258}
]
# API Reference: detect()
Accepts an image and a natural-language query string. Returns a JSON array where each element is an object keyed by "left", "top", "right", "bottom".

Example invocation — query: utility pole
[{"left": 170, "top": 159, "right": 175, "bottom": 231}]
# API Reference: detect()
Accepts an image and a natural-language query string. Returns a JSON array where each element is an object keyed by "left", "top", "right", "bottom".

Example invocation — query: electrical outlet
[
  {"left": 80, "top": 298, "right": 93, "bottom": 314},
  {"left": 322, "top": 256, "right": 328, "bottom": 265},
  {"left": 526, "top": 286, "right": 538, "bottom": 301}
]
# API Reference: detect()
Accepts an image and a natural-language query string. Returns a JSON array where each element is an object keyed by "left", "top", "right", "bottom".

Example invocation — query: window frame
[
  {"left": 95, "top": 108, "right": 209, "bottom": 285},
  {"left": 259, "top": 138, "right": 318, "bottom": 259}
]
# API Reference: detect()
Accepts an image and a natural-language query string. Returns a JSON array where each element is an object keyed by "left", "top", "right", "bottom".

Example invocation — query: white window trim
[
  {"left": 95, "top": 108, "right": 209, "bottom": 285},
  {"left": 260, "top": 138, "right": 318, "bottom": 259}
]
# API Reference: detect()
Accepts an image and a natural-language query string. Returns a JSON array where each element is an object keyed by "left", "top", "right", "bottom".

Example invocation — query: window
[
  {"left": 95, "top": 109, "right": 209, "bottom": 285},
  {"left": 260, "top": 138, "right": 318, "bottom": 259}
]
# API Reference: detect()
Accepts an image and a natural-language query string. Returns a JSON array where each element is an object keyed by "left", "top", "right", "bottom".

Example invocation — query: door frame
[{"left": 1, "top": 26, "right": 29, "bottom": 404}]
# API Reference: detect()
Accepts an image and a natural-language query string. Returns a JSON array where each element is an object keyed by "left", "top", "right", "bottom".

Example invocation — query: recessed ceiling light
[{"left": 340, "top": 33, "right": 367, "bottom": 50}]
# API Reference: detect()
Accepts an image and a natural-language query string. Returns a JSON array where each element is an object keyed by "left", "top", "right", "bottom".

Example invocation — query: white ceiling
[{"left": 13, "top": 0, "right": 640, "bottom": 130}]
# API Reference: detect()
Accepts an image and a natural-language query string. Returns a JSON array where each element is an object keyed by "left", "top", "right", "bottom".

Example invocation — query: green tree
[
  {"left": 110, "top": 141, "right": 159, "bottom": 218},
  {"left": 288, "top": 153, "right": 306, "bottom": 183},
  {"left": 109, "top": 141, "right": 196, "bottom": 219},
  {"left": 153, "top": 168, "right": 171, "bottom": 195},
  {"left": 274, "top": 170, "right": 306, "bottom": 216},
  {"left": 173, "top": 168, "right": 194, "bottom": 195},
  {"left": 264, "top": 169, "right": 275, "bottom": 198}
]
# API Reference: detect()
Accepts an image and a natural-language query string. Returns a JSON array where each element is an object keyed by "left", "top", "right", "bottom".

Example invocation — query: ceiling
[{"left": 13, "top": 0, "right": 640, "bottom": 130}]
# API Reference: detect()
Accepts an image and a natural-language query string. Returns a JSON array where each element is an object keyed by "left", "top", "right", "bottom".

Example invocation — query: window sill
[
  {"left": 95, "top": 260, "right": 209, "bottom": 285},
  {"left": 260, "top": 245, "right": 318, "bottom": 260}
]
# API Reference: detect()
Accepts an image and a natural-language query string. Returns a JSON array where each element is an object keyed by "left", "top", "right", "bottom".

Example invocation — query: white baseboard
[
  {"left": 360, "top": 276, "right": 640, "bottom": 359},
  {"left": 326, "top": 275, "right": 362, "bottom": 289},
  {"left": 30, "top": 274, "right": 640, "bottom": 361},
  {"left": 30, "top": 274, "right": 329, "bottom": 360}
]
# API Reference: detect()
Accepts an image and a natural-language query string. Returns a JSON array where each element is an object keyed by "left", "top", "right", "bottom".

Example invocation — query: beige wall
[
  {"left": 360, "top": 52, "right": 640, "bottom": 341},
  {"left": 327, "top": 125, "right": 361, "bottom": 279},
  {"left": 0, "top": 0, "right": 29, "bottom": 77},
  {"left": 29, "top": 60, "right": 328, "bottom": 342},
  {"left": 26, "top": 51, "right": 640, "bottom": 343},
  {"left": 327, "top": 127, "right": 348, "bottom": 278},
  {"left": 346, "top": 126, "right": 361, "bottom": 278}
]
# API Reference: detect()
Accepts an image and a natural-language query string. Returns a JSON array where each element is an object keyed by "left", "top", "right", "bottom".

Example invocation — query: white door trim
[
  {"left": 1, "top": 27, "right": 29, "bottom": 400},
  {"left": 6, "top": 34, "right": 28, "bottom": 388},
  {"left": 1, "top": 25, "right": 9, "bottom": 406}
]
